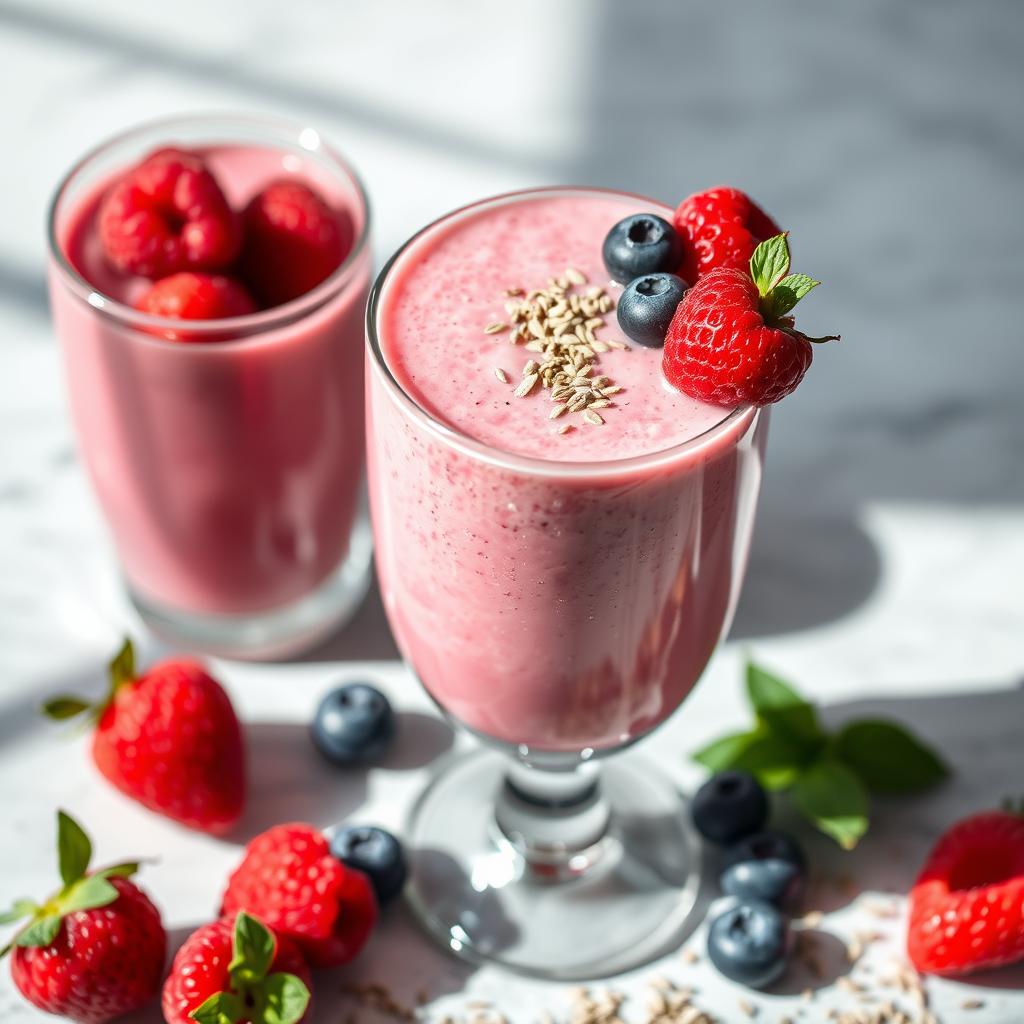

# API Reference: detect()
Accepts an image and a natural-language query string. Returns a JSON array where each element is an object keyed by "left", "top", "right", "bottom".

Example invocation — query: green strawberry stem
[
  {"left": 749, "top": 233, "right": 840, "bottom": 341},
  {"left": 188, "top": 913, "right": 310, "bottom": 1024},
  {"left": 42, "top": 638, "right": 138, "bottom": 728},
  {"left": 0, "top": 811, "right": 138, "bottom": 957}
]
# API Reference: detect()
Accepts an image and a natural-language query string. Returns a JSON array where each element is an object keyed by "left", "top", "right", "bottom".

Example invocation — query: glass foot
[
  {"left": 404, "top": 747, "right": 703, "bottom": 980},
  {"left": 129, "top": 509, "right": 373, "bottom": 660}
]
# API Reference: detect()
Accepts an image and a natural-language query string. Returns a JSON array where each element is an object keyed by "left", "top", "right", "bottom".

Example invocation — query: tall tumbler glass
[
  {"left": 47, "top": 115, "right": 372, "bottom": 658},
  {"left": 367, "top": 188, "right": 768, "bottom": 978}
]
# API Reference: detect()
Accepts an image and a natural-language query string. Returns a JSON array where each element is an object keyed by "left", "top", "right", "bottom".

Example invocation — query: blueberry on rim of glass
[
  {"left": 616, "top": 272, "right": 688, "bottom": 348},
  {"left": 602, "top": 213, "right": 682, "bottom": 284}
]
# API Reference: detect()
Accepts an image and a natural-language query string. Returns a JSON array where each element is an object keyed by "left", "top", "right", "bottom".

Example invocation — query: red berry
[
  {"left": 136, "top": 272, "right": 257, "bottom": 322},
  {"left": 908, "top": 811, "right": 1024, "bottom": 975},
  {"left": 221, "top": 823, "right": 378, "bottom": 968},
  {"left": 43, "top": 639, "right": 246, "bottom": 834},
  {"left": 162, "top": 913, "right": 312, "bottom": 1024},
  {"left": 663, "top": 233, "right": 836, "bottom": 406},
  {"left": 98, "top": 147, "right": 240, "bottom": 279},
  {"left": 240, "top": 180, "right": 352, "bottom": 307},
  {"left": 674, "top": 186, "right": 781, "bottom": 284},
  {"left": 4, "top": 813, "right": 166, "bottom": 1024}
]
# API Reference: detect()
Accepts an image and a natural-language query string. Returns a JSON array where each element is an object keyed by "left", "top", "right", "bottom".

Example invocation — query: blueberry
[
  {"left": 311, "top": 683, "right": 394, "bottom": 765},
  {"left": 330, "top": 825, "right": 407, "bottom": 905},
  {"left": 707, "top": 899, "right": 793, "bottom": 989},
  {"left": 691, "top": 771, "right": 769, "bottom": 845},
  {"left": 602, "top": 213, "right": 682, "bottom": 284},
  {"left": 616, "top": 272, "right": 688, "bottom": 348},
  {"left": 721, "top": 831, "right": 807, "bottom": 909}
]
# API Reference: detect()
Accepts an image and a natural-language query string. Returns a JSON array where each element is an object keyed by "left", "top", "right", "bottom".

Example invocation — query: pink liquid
[
  {"left": 369, "top": 190, "right": 767, "bottom": 753},
  {"left": 50, "top": 144, "right": 370, "bottom": 615}
]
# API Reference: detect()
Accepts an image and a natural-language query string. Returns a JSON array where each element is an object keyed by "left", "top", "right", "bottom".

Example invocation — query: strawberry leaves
[
  {"left": 189, "top": 913, "right": 310, "bottom": 1024},
  {"left": 693, "top": 662, "right": 949, "bottom": 848},
  {"left": 42, "top": 637, "right": 139, "bottom": 729},
  {"left": 0, "top": 811, "right": 139, "bottom": 957},
  {"left": 749, "top": 233, "right": 838, "bottom": 336}
]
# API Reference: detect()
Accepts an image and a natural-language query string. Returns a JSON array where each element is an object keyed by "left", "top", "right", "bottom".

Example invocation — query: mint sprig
[
  {"left": 749, "top": 234, "right": 839, "bottom": 341},
  {"left": 693, "top": 663, "right": 948, "bottom": 848}
]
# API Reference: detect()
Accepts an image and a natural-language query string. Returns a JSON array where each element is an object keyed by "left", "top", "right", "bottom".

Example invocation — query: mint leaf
[
  {"left": 0, "top": 900, "right": 36, "bottom": 925},
  {"left": 189, "top": 991, "right": 244, "bottom": 1024},
  {"left": 96, "top": 862, "right": 140, "bottom": 880},
  {"left": 16, "top": 915, "right": 62, "bottom": 949},
  {"left": 41, "top": 697, "right": 91, "bottom": 721},
  {"left": 792, "top": 758, "right": 869, "bottom": 849},
  {"left": 692, "top": 731, "right": 759, "bottom": 772},
  {"left": 746, "top": 663, "right": 824, "bottom": 748},
  {"left": 835, "top": 720, "right": 948, "bottom": 794},
  {"left": 108, "top": 638, "right": 136, "bottom": 689},
  {"left": 230, "top": 912, "right": 275, "bottom": 981},
  {"left": 57, "top": 811, "right": 91, "bottom": 887},
  {"left": 750, "top": 233, "right": 791, "bottom": 296},
  {"left": 61, "top": 876, "right": 119, "bottom": 915},
  {"left": 763, "top": 273, "right": 820, "bottom": 319},
  {"left": 259, "top": 973, "right": 311, "bottom": 1024},
  {"left": 730, "top": 730, "right": 810, "bottom": 791}
]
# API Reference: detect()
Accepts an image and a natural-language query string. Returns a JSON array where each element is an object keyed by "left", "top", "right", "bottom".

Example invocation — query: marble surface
[{"left": 1, "top": 1, "right": 1023, "bottom": 1021}]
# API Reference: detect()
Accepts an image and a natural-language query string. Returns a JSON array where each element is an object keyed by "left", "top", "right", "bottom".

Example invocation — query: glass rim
[
  {"left": 366, "top": 185, "right": 756, "bottom": 478},
  {"left": 46, "top": 111, "right": 372, "bottom": 347}
]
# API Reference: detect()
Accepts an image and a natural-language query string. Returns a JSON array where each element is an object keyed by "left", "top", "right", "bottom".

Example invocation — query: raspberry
[
  {"left": 136, "top": 272, "right": 257, "bottom": 322},
  {"left": 908, "top": 811, "right": 1024, "bottom": 975},
  {"left": 98, "top": 147, "right": 240, "bottom": 278},
  {"left": 674, "top": 186, "right": 780, "bottom": 284},
  {"left": 240, "top": 179, "right": 352, "bottom": 307},
  {"left": 663, "top": 233, "right": 836, "bottom": 406},
  {"left": 221, "top": 823, "right": 377, "bottom": 968}
]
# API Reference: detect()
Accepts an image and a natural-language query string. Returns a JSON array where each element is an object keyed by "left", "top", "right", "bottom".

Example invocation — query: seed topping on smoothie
[{"left": 483, "top": 268, "right": 626, "bottom": 433}]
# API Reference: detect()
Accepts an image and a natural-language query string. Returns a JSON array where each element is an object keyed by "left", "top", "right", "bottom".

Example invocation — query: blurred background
[
  {"left": 0, "top": 1, "right": 1022, "bottom": 1018},
  {"left": 2, "top": 0, "right": 1021, "bottom": 675}
]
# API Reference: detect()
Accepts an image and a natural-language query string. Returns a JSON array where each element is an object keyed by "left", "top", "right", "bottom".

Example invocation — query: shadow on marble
[
  {"left": 229, "top": 721, "right": 368, "bottom": 843},
  {"left": 298, "top": 576, "right": 401, "bottom": 664},
  {"left": 379, "top": 711, "right": 454, "bottom": 771}
]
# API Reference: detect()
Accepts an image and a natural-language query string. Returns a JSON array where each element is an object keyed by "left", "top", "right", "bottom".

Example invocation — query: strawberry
[
  {"left": 162, "top": 912, "right": 311, "bottom": 1024},
  {"left": 674, "top": 186, "right": 781, "bottom": 284},
  {"left": 240, "top": 179, "right": 352, "bottom": 307},
  {"left": 907, "top": 810, "right": 1024, "bottom": 975},
  {"left": 43, "top": 638, "right": 246, "bottom": 834},
  {"left": 99, "top": 147, "right": 240, "bottom": 278},
  {"left": 1, "top": 811, "right": 165, "bottom": 1024},
  {"left": 221, "top": 823, "right": 377, "bottom": 968},
  {"left": 136, "top": 272, "right": 257, "bottom": 322},
  {"left": 663, "top": 232, "right": 838, "bottom": 406}
]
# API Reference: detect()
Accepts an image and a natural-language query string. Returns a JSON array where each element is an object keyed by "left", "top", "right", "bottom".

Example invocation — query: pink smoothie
[
  {"left": 369, "top": 189, "right": 767, "bottom": 753},
  {"left": 50, "top": 143, "right": 370, "bottom": 615}
]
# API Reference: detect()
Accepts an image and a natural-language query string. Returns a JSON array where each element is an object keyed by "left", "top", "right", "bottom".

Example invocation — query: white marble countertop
[{"left": 1, "top": 2, "right": 1022, "bottom": 1021}]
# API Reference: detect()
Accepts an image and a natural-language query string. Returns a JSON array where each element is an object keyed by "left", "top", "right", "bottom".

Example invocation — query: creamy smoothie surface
[{"left": 378, "top": 192, "right": 734, "bottom": 461}]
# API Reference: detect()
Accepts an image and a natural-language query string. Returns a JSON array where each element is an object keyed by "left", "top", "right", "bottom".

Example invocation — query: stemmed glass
[{"left": 366, "top": 188, "right": 768, "bottom": 979}]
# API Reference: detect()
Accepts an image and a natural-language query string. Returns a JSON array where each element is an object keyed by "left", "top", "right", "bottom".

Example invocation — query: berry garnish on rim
[
  {"left": 663, "top": 232, "right": 839, "bottom": 406},
  {"left": 674, "top": 186, "right": 781, "bottom": 284},
  {"left": 1, "top": 811, "right": 166, "bottom": 1024}
]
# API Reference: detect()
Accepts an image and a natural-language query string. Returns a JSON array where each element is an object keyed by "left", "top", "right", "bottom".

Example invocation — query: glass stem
[{"left": 495, "top": 759, "right": 611, "bottom": 879}]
